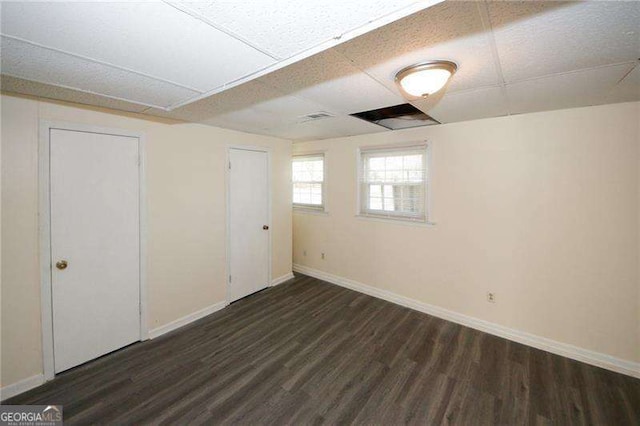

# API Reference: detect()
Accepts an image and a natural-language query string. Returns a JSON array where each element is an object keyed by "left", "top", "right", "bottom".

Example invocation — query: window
[
  {"left": 359, "top": 144, "right": 428, "bottom": 222},
  {"left": 292, "top": 154, "right": 325, "bottom": 210}
]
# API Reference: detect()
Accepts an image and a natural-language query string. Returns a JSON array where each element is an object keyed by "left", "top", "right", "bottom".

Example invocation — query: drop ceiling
[
  {"left": 1, "top": 0, "right": 439, "bottom": 109},
  {"left": 2, "top": 1, "right": 639, "bottom": 142}
]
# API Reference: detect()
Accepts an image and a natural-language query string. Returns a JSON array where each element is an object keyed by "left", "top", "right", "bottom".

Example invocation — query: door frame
[
  {"left": 38, "top": 121, "right": 148, "bottom": 381},
  {"left": 225, "top": 145, "right": 272, "bottom": 304}
]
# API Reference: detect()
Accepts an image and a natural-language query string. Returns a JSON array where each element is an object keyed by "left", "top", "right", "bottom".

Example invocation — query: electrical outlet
[
  {"left": 487, "top": 292, "right": 496, "bottom": 303},
  {"left": 321, "top": 252, "right": 325, "bottom": 260}
]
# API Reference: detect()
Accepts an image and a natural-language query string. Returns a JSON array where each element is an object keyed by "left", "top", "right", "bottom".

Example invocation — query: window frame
[
  {"left": 356, "top": 142, "right": 431, "bottom": 224},
  {"left": 292, "top": 152, "right": 327, "bottom": 213}
]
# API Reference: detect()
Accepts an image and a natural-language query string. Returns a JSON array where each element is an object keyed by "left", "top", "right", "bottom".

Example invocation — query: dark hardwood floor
[{"left": 6, "top": 274, "right": 640, "bottom": 425}]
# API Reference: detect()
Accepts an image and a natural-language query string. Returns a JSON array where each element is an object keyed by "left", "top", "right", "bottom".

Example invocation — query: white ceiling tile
[
  {"left": 605, "top": 65, "right": 640, "bottom": 105},
  {"left": 261, "top": 50, "right": 404, "bottom": 114},
  {"left": 177, "top": 0, "right": 426, "bottom": 59},
  {"left": 489, "top": 1, "right": 640, "bottom": 83},
  {"left": 151, "top": 81, "right": 282, "bottom": 121},
  {"left": 150, "top": 80, "right": 328, "bottom": 125},
  {"left": 506, "top": 64, "right": 635, "bottom": 115},
  {"left": 1, "top": 36, "right": 198, "bottom": 108},
  {"left": 0, "top": 75, "right": 148, "bottom": 113},
  {"left": 336, "top": 1, "right": 501, "bottom": 96},
  {"left": 0, "top": 1, "right": 275, "bottom": 93},
  {"left": 265, "top": 115, "right": 387, "bottom": 141},
  {"left": 251, "top": 92, "right": 329, "bottom": 120},
  {"left": 423, "top": 86, "right": 509, "bottom": 124},
  {"left": 200, "top": 110, "right": 281, "bottom": 134},
  {"left": 3, "top": 0, "right": 637, "bottom": 140},
  {"left": 200, "top": 93, "right": 329, "bottom": 131}
]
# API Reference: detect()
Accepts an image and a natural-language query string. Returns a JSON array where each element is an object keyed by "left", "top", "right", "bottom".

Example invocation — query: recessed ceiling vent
[
  {"left": 298, "top": 111, "right": 335, "bottom": 122},
  {"left": 350, "top": 103, "right": 440, "bottom": 130}
]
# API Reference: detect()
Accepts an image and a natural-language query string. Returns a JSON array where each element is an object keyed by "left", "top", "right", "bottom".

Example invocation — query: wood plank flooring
[{"left": 5, "top": 274, "right": 640, "bottom": 425}]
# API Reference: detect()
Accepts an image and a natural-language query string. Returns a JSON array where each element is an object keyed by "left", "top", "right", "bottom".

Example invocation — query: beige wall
[
  {"left": 293, "top": 102, "right": 640, "bottom": 364},
  {"left": 0, "top": 94, "right": 292, "bottom": 387}
]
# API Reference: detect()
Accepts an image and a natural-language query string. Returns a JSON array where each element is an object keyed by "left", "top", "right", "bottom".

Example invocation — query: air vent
[
  {"left": 350, "top": 103, "right": 440, "bottom": 130},
  {"left": 298, "top": 111, "right": 335, "bottom": 122}
]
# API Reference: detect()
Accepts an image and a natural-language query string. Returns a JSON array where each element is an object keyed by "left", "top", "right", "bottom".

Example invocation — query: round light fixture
[{"left": 395, "top": 61, "right": 458, "bottom": 98}]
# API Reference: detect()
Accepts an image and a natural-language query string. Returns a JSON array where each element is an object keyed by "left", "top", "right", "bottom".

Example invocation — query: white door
[
  {"left": 228, "top": 148, "right": 270, "bottom": 302},
  {"left": 50, "top": 129, "right": 140, "bottom": 373}
]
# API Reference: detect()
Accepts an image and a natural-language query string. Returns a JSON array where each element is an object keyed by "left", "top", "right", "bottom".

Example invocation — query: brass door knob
[
  {"left": 56, "top": 260, "right": 68, "bottom": 270},
  {"left": 263, "top": 225, "right": 269, "bottom": 230}
]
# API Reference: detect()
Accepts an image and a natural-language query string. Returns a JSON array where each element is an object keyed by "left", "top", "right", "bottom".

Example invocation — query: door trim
[
  {"left": 225, "top": 145, "right": 272, "bottom": 304},
  {"left": 38, "top": 121, "right": 148, "bottom": 381}
]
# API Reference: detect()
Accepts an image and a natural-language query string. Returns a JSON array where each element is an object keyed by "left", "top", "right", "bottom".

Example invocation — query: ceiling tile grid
[
  {"left": 0, "top": 1, "right": 276, "bottom": 98},
  {"left": 335, "top": 1, "right": 503, "bottom": 96},
  {"left": 199, "top": 91, "right": 333, "bottom": 132},
  {"left": 262, "top": 114, "right": 388, "bottom": 142},
  {"left": 423, "top": 85, "right": 509, "bottom": 124},
  {"left": 0, "top": 0, "right": 440, "bottom": 111},
  {"left": 506, "top": 63, "right": 637, "bottom": 115},
  {"left": 148, "top": 79, "right": 331, "bottom": 125},
  {"left": 0, "top": 74, "right": 149, "bottom": 114},
  {"left": 1, "top": 0, "right": 639, "bottom": 141},
  {"left": 176, "top": 0, "right": 427, "bottom": 60},
  {"left": 1, "top": 36, "right": 200, "bottom": 108},
  {"left": 260, "top": 50, "right": 404, "bottom": 115},
  {"left": 487, "top": 1, "right": 640, "bottom": 83},
  {"left": 141, "top": 0, "right": 640, "bottom": 138}
]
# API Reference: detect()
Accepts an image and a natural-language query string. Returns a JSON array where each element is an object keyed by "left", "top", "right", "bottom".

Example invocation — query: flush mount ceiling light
[{"left": 395, "top": 61, "right": 458, "bottom": 99}]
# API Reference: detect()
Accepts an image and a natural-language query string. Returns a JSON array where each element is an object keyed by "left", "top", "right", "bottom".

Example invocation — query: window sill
[
  {"left": 355, "top": 214, "right": 435, "bottom": 227},
  {"left": 293, "top": 208, "right": 329, "bottom": 216}
]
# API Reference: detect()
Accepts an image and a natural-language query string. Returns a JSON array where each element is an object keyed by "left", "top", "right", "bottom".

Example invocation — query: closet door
[
  {"left": 50, "top": 128, "right": 140, "bottom": 373},
  {"left": 228, "top": 148, "right": 270, "bottom": 302}
]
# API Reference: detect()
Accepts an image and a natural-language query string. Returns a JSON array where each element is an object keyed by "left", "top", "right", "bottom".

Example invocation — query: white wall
[
  {"left": 293, "top": 102, "right": 640, "bottom": 369},
  {"left": 0, "top": 94, "right": 292, "bottom": 389}
]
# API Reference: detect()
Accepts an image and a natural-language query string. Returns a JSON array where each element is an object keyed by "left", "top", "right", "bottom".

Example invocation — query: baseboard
[
  {"left": 148, "top": 301, "right": 226, "bottom": 339},
  {"left": 2, "top": 281, "right": 297, "bottom": 400},
  {"left": 150, "top": 273, "right": 293, "bottom": 339},
  {"left": 3, "top": 301, "right": 227, "bottom": 399},
  {"left": 271, "top": 272, "right": 295, "bottom": 287},
  {"left": 293, "top": 263, "right": 640, "bottom": 378},
  {"left": 0, "top": 374, "right": 45, "bottom": 401}
]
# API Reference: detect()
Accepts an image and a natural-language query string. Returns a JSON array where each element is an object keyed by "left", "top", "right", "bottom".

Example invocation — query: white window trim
[
  {"left": 355, "top": 141, "right": 434, "bottom": 225},
  {"left": 292, "top": 151, "right": 328, "bottom": 214}
]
